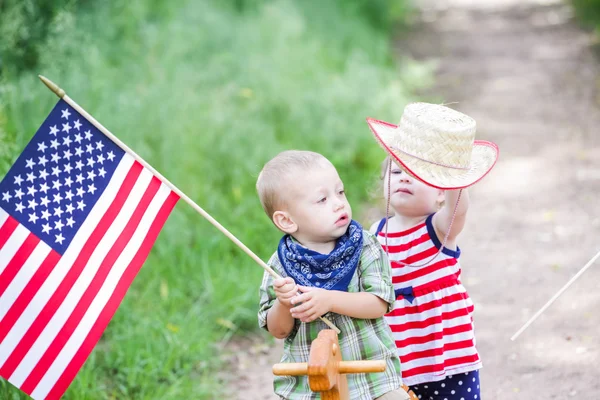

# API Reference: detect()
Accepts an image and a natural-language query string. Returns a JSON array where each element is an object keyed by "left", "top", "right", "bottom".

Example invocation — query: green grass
[{"left": 0, "top": 0, "right": 431, "bottom": 398}]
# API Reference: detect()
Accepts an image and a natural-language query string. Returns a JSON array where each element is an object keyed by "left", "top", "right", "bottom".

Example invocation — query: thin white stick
[
  {"left": 38, "top": 75, "right": 340, "bottom": 334},
  {"left": 511, "top": 248, "right": 600, "bottom": 341}
]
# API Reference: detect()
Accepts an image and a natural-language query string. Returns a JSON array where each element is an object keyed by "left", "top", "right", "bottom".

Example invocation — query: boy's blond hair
[{"left": 256, "top": 150, "right": 331, "bottom": 219}]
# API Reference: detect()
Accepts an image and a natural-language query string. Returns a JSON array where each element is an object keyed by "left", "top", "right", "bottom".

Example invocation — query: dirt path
[{"left": 224, "top": 0, "right": 600, "bottom": 398}]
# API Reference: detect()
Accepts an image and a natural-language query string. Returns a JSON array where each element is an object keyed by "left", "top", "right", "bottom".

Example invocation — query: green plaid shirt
[{"left": 258, "top": 230, "right": 402, "bottom": 400}]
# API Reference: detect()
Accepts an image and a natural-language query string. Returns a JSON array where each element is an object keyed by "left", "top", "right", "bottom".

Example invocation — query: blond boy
[{"left": 256, "top": 150, "right": 408, "bottom": 400}]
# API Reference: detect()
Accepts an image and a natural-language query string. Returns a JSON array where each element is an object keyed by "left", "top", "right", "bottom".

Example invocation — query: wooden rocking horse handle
[
  {"left": 273, "top": 360, "right": 386, "bottom": 376},
  {"left": 273, "top": 363, "right": 308, "bottom": 376},
  {"left": 338, "top": 360, "right": 386, "bottom": 374}
]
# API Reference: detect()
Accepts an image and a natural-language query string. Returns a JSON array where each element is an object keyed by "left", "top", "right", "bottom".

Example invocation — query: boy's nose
[{"left": 333, "top": 201, "right": 345, "bottom": 212}]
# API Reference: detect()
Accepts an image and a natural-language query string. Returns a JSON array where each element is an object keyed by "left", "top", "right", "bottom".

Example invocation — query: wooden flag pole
[{"left": 38, "top": 75, "right": 340, "bottom": 334}]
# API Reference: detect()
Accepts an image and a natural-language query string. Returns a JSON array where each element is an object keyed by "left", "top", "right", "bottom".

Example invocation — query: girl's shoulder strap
[{"left": 374, "top": 217, "right": 388, "bottom": 236}]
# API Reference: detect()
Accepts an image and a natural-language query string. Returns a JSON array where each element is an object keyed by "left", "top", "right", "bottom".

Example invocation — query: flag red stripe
[
  {"left": 20, "top": 176, "right": 162, "bottom": 393},
  {"left": 45, "top": 191, "right": 178, "bottom": 400},
  {"left": 0, "top": 216, "right": 19, "bottom": 248},
  {"left": 0, "top": 162, "right": 142, "bottom": 379},
  {"left": 0, "top": 251, "right": 61, "bottom": 342},
  {"left": 0, "top": 234, "right": 40, "bottom": 297}
]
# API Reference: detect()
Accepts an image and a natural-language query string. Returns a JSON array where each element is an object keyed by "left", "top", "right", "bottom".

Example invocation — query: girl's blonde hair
[{"left": 380, "top": 156, "right": 392, "bottom": 180}]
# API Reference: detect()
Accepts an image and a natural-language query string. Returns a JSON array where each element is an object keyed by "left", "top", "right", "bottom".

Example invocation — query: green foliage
[
  {"left": 219, "top": 0, "right": 412, "bottom": 30},
  {"left": 0, "top": 0, "right": 431, "bottom": 398},
  {"left": 0, "top": 0, "right": 78, "bottom": 74},
  {"left": 571, "top": 0, "right": 600, "bottom": 27}
]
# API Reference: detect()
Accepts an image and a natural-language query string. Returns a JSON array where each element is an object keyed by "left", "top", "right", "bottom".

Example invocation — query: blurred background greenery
[
  {"left": 0, "top": 0, "right": 431, "bottom": 398},
  {"left": 572, "top": 0, "right": 600, "bottom": 29}
]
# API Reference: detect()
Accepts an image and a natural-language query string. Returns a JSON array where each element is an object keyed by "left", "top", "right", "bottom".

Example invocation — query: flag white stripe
[
  {"left": 8, "top": 167, "right": 153, "bottom": 386},
  {"left": 0, "top": 224, "right": 30, "bottom": 276},
  {"left": 32, "top": 183, "right": 171, "bottom": 399},
  {"left": 0, "top": 242, "right": 52, "bottom": 322},
  {"left": 0, "top": 155, "right": 134, "bottom": 367},
  {"left": 0, "top": 208, "right": 9, "bottom": 226}
]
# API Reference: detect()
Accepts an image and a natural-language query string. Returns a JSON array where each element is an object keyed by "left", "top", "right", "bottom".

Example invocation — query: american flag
[{"left": 0, "top": 99, "right": 179, "bottom": 399}]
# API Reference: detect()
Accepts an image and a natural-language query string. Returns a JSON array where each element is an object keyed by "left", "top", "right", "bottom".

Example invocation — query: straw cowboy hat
[{"left": 367, "top": 102, "right": 499, "bottom": 190}]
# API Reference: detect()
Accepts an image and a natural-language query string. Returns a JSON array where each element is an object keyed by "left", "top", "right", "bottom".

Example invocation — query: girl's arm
[{"left": 433, "top": 188, "right": 470, "bottom": 242}]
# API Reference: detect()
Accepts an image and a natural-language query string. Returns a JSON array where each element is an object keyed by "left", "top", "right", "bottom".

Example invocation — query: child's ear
[
  {"left": 437, "top": 190, "right": 445, "bottom": 209},
  {"left": 272, "top": 211, "right": 298, "bottom": 234}
]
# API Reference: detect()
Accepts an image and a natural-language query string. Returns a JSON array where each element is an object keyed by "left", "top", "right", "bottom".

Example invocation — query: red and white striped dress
[{"left": 375, "top": 214, "right": 481, "bottom": 386}]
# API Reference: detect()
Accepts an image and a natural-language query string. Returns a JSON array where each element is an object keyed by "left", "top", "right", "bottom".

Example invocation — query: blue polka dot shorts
[{"left": 409, "top": 370, "right": 481, "bottom": 400}]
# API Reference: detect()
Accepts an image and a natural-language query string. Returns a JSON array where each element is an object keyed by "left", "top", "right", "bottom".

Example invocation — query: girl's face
[{"left": 382, "top": 160, "right": 444, "bottom": 217}]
